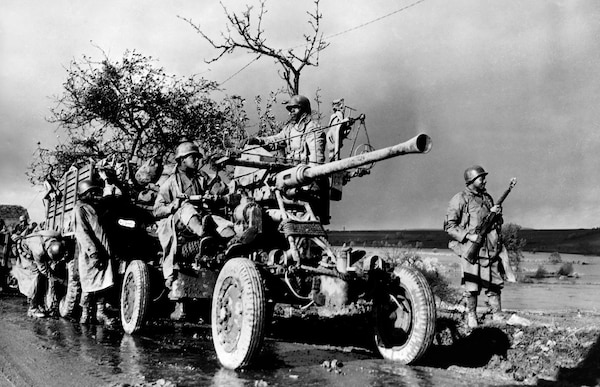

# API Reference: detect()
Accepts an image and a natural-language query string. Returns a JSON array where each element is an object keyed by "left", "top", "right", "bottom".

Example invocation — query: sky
[{"left": 1, "top": 0, "right": 600, "bottom": 230}]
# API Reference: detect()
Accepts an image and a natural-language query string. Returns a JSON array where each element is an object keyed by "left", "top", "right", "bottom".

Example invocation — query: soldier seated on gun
[
  {"left": 154, "top": 141, "right": 237, "bottom": 320},
  {"left": 10, "top": 230, "right": 65, "bottom": 318}
]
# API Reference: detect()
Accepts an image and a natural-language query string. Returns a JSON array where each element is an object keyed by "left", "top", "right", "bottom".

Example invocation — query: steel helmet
[
  {"left": 286, "top": 95, "right": 311, "bottom": 114},
  {"left": 77, "top": 179, "right": 102, "bottom": 196},
  {"left": 46, "top": 240, "right": 65, "bottom": 261},
  {"left": 175, "top": 141, "right": 201, "bottom": 160},
  {"left": 464, "top": 165, "right": 488, "bottom": 184}
]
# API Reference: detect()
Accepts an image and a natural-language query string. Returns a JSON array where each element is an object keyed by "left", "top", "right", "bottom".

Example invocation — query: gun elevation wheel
[
  {"left": 212, "top": 257, "right": 266, "bottom": 369},
  {"left": 120, "top": 260, "right": 151, "bottom": 334},
  {"left": 373, "top": 265, "right": 436, "bottom": 364}
]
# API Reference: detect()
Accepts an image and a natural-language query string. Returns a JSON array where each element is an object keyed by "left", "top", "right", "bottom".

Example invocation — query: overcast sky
[{"left": 1, "top": 0, "right": 600, "bottom": 230}]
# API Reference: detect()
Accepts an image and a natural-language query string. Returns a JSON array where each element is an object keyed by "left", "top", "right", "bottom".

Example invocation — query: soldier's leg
[
  {"left": 60, "top": 259, "right": 81, "bottom": 318},
  {"left": 485, "top": 290, "right": 503, "bottom": 322},
  {"left": 465, "top": 291, "right": 479, "bottom": 328},
  {"left": 460, "top": 258, "right": 481, "bottom": 328},
  {"left": 179, "top": 204, "right": 206, "bottom": 238},
  {"left": 45, "top": 275, "right": 59, "bottom": 317},
  {"left": 486, "top": 258, "right": 505, "bottom": 322},
  {"left": 95, "top": 290, "right": 116, "bottom": 327},
  {"left": 27, "top": 267, "right": 46, "bottom": 318},
  {"left": 79, "top": 291, "right": 93, "bottom": 324}
]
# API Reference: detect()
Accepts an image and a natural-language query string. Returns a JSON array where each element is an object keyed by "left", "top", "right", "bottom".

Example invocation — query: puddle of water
[{"left": 366, "top": 248, "right": 600, "bottom": 313}]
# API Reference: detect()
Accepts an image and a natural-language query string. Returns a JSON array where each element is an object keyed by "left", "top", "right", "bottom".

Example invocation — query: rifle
[{"left": 464, "top": 178, "right": 517, "bottom": 264}]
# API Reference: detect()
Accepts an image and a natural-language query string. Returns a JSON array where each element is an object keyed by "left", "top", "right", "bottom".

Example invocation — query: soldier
[
  {"left": 10, "top": 230, "right": 64, "bottom": 318},
  {"left": 444, "top": 165, "right": 505, "bottom": 328},
  {"left": 154, "top": 141, "right": 233, "bottom": 320},
  {"left": 12, "top": 215, "right": 30, "bottom": 236},
  {"left": 244, "top": 95, "right": 330, "bottom": 224},
  {"left": 73, "top": 180, "right": 115, "bottom": 326},
  {"left": 10, "top": 215, "right": 35, "bottom": 258}
]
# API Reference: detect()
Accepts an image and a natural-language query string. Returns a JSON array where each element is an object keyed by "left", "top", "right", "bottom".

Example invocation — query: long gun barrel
[{"left": 275, "top": 133, "right": 432, "bottom": 190}]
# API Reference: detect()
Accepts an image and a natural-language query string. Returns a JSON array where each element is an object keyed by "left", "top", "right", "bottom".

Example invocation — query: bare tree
[{"left": 181, "top": 0, "right": 329, "bottom": 95}]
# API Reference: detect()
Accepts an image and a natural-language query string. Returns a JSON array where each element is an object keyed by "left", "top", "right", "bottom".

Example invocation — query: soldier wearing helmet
[
  {"left": 153, "top": 141, "right": 233, "bottom": 320},
  {"left": 444, "top": 165, "right": 505, "bottom": 328},
  {"left": 242, "top": 95, "right": 330, "bottom": 224},
  {"left": 246, "top": 95, "right": 324, "bottom": 165},
  {"left": 73, "top": 179, "right": 115, "bottom": 326},
  {"left": 10, "top": 230, "right": 65, "bottom": 318},
  {"left": 11, "top": 215, "right": 33, "bottom": 240}
]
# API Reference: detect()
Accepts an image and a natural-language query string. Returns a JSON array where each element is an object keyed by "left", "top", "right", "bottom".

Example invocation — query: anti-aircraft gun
[
  {"left": 41, "top": 124, "right": 437, "bottom": 371},
  {"left": 207, "top": 133, "right": 436, "bottom": 369}
]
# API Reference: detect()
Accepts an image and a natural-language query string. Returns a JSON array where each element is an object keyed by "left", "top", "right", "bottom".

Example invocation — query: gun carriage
[{"left": 43, "top": 125, "right": 437, "bottom": 369}]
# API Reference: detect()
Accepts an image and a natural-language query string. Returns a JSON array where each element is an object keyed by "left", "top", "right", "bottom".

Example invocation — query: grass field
[{"left": 327, "top": 228, "right": 600, "bottom": 255}]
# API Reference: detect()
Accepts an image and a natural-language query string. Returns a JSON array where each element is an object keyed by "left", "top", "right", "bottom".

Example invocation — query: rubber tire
[
  {"left": 373, "top": 265, "right": 436, "bottom": 364},
  {"left": 212, "top": 257, "right": 266, "bottom": 369},
  {"left": 120, "top": 260, "right": 151, "bottom": 334}
]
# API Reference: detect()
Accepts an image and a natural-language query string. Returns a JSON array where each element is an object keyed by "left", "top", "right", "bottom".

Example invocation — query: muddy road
[{"left": 1, "top": 291, "right": 599, "bottom": 387}]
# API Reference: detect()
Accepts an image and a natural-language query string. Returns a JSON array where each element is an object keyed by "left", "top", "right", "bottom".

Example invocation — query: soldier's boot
[
  {"left": 466, "top": 293, "right": 478, "bottom": 328},
  {"left": 79, "top": 292, "right": 93, "bottom": 324},
  {"left": 170, "top": 301, "right": 187, "bottom": 321},
  {"left": 96, "top": 302, "right": 115, "bottom": 327},
  {"left": 487, "top": 292, "right": 504, "bottom": 323},
  {"left": 27, "top": 299, "right": 46, "bottom": 318}
]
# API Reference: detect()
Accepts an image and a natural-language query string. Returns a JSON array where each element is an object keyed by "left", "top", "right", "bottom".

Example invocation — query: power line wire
[
  {"left": 324, "top": 0, "right": 426, "bottom": 41},
  {"left": 221, "top": 55, "right": 261, "bottom": 85}
]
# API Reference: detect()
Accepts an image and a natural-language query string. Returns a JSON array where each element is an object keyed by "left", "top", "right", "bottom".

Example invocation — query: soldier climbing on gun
[{"left": 242, "top": 94, "right": 330, "bottom": 224}]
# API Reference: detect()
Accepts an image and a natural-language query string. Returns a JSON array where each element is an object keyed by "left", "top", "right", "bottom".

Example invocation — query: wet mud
[{"left": 2, "top": 259, "right": 600, "bottom": 387}]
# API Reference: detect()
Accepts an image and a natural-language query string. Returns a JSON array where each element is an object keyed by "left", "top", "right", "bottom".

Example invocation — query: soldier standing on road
[
  {"left": 444, "top": 165, "right": 505, "bottom": 328},
  {"left": 73, "top": 180, "right": 115, "bottom": 326},
  {"left": 244, "top": 95, "right": 330, "bottom": 224},
  {"left": 10, "top": 230, "right": 65, "bottom": 318}
]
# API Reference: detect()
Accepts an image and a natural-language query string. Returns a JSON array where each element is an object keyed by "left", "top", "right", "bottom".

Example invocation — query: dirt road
[{"left": 1, "top": 292, "right": 599, "bottom": 387}]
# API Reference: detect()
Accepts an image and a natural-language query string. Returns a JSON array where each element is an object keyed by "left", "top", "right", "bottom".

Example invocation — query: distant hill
[{"left": 327, "top": 228, "right": 600, "bottom": 255}]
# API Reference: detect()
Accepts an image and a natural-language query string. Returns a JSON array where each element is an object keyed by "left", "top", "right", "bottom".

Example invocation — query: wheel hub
[{"left": 216, "top": 277, "right": 243, "bottom": 352}]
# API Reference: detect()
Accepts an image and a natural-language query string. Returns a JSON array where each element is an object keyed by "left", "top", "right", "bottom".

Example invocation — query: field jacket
[
  {"left": 444, "top": 186, "right": 500, "bottom": 259},
  {"left": 259, "top": 114, "right": 325, "bottom": 164},
  {"left": 11, "top": 232, "right": 58, "bottom": 299},
  {"left": 74, "top": 200, "right": 114, "bottom": 293},
  {"left": 153, "top": 168, "right": 209, "bottom": 279}
]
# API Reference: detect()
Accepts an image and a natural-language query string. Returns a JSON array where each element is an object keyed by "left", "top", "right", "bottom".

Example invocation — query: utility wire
[
  {"left": 220, "top": 0, "right": 426, "bottom": 85},
  {"left": 324, "top": 0, "right": 426, "bottom": 41},
  {"left": 221, "top": 55, "right": 261, "bottom": 85}
]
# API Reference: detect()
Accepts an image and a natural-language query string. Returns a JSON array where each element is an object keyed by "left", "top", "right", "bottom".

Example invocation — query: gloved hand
[{"left": 171, "top": 196, "right": 186, "bottom": 213}]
